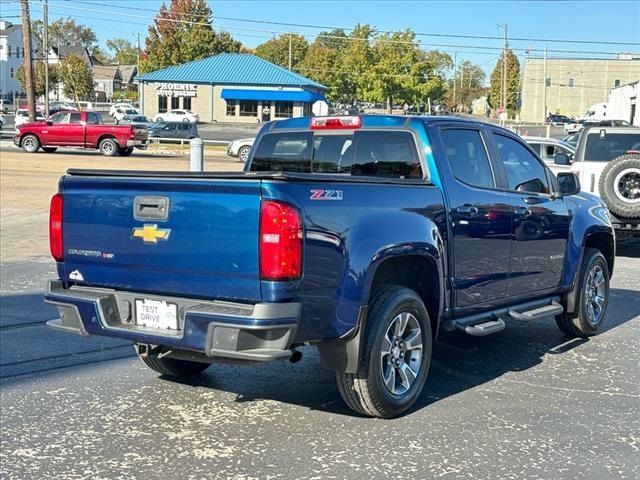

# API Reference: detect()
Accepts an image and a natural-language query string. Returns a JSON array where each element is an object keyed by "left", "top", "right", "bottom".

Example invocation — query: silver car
[
  {"left": 523, "top": 136, "right": 576, "bottom": 174},
  {"left": 226, "top": 137, "right": 254, "bottom": 163}
]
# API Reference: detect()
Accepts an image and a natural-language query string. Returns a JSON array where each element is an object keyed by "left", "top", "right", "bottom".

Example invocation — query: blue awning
[{"left": 221, "top": 88, "right": 326, "bottom": 102}]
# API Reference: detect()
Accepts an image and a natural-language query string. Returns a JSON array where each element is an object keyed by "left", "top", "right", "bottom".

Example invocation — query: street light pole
[{"left": 43, "top": 0, "right": 49, "bottom": 118}]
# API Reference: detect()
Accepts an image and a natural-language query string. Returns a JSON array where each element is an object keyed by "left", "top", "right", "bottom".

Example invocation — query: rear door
[
  {"left": 65, "top": 112, "right": 85, "bottom": 146},
  {"left": 489, "top": 131, "right": 570, "bottom": 296},
  {"left": 435, "top": 126, "right": 513, "bottom": 308},
  {"left": 61, "top": 176, "right": 263, "bottom": 302}
]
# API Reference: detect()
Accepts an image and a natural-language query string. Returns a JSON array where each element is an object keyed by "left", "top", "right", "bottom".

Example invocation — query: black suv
[{"left": 546, "top": 114, "right": 573, "bottom": 125}]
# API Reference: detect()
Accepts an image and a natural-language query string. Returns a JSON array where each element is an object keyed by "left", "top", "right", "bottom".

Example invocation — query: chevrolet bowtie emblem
[{"left": 132, "top": 224, "right": 171, "bottom": 244}]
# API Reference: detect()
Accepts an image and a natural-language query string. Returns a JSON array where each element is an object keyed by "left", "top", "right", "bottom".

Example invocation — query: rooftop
[{"left": 136, "top": 53, "right": 326, "bottom": 90}]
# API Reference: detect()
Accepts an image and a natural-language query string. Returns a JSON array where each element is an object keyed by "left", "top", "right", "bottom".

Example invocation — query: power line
[{"left": 54, "top": 0, "right": 640, "bottom": 47}]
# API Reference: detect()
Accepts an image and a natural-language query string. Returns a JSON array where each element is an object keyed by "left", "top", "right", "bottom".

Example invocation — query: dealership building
[{"left": 136, "top": 53, "right": 327, "bottom": 123}]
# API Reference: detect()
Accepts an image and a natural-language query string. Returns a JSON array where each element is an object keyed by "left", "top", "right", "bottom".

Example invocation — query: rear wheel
[
  {"left": 21, "top": 134, "right": 40, "bottom": 153},
  {"left": 118, "top": 147, "right": 134, "bottom": 156},
  {"left": 42, "top": 147, "right": 58, "bottom": 153},
  {"left": 336, "top": 286, "right": 432, "bottom": 418},
  {"left": 556, "top": 248, "right": 610, "bottom": 337},
  {"left": 136, "top": 347, "right": 210, "bottom": 377},
  {"left": 238, "top": 145, "right": 251, "bottom": 163},
  {"left": 99, "top": 138, "right": 118, "bottom": 156}
]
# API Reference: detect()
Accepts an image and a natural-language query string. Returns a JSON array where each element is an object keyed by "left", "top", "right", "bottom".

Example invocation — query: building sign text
[{"left": 155, "top": 83, "right": 198, "bottom": 97}]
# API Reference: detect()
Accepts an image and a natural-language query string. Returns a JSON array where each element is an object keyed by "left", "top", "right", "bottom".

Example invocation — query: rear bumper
[
  {"left": 127, "top": 139, "right": 146, "bottom": 147},
  {"left": 45, "top": 280, "right": 300, "bottom": 363}
]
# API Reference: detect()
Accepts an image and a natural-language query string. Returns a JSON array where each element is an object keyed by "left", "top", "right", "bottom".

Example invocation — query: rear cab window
[
  {"left": 250, "top": 130, "right": 422, "bottom": 179},
  {"left": 583, "top": 131, "right": 640, "bottom": 162}
]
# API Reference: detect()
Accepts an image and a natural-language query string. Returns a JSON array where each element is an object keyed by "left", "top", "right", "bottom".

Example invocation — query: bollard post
[
  {"left": 545, "top": 123, "right": 551, "bottom": 138},
  {"left": 190, "top": 137, "right": 204, "bottom": 172}
]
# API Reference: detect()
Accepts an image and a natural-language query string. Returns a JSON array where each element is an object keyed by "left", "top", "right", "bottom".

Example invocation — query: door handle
[
  {"left": 134, "top": 196, "right": 170, "bottom": 220},
  {"left": 455, "top": 205, "right": 479, "bottom": 215},
  {"left": 514, "top": 207, "right": 532, "bottom": 217}
]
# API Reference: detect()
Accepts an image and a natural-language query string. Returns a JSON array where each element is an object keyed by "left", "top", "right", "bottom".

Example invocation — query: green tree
[
  {"left": 369, "top": 31, "right": 447, "bottom": 112},
  {"left": 299, "top": 29, "right": 350, "bottom": 101},
  {"left": 489, "top": 49, "right": 520, "bottom": 113},
  {"left": 448, "top": 60, "right": 487, "bottom": 112},
  {"left": 32, "top": 17, "right": 97, "bottom": 48},
  {"left": 255, "top": 33, "right": 309, "bottom": 70},
  {"left": 139, "top": 0, "right": 242, "bottom": 74},
  {"left": 106, "top": 38, "right": 138, "bottom": 64},
  {"left": 59, "top": 54, "right": 94, "bottom": 106},
  {"left": 340, "top": 24, "right": 376, "bottom": 103},
  {"left": 16, "top": 61, "right": 60, "bottom": 99}
]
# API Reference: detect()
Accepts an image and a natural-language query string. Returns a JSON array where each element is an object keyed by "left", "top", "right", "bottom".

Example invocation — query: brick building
[
  {"left": 136, "top": 53, "right": 327, "bottom": 124},
  {"left": 520, "top": 56, "right": 640, "bottom": 122}
]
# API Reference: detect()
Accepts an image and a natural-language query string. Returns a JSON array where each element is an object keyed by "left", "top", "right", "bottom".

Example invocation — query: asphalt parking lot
[{"left": 1, "top": 146, "right": 638, "bottom": 479}]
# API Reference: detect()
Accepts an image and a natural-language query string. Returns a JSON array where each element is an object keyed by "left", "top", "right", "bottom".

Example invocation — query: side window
[
  {"left": 494, "top": 134, "right": 550, "bottom": 194},
  {"left": 69, "top": 113, "right": 82, "bottom": 124},
  {"left": 441, "top": 129, "right": 494, "bottom": 188},
  {"left": 352, "top": 130, "right": 421, "bottom": 178},
  {"left": 50, "top": 113, "right": 68, "bottom": 124},
  {"left": 86, "top": 112, "right": 102, "bottom": 124}
]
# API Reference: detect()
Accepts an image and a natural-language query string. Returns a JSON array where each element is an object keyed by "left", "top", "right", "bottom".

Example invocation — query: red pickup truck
[{"left": 14, "top": 111, "right": 148, "bottom": 156}]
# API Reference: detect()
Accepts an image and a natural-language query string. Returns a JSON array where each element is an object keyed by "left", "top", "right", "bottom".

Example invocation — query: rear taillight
[
  {"left": 49, "top": 193, "right": 63, "bottom": 262},
  {"left": 259, "top": 200, "right": 302, "bottom": 281}
]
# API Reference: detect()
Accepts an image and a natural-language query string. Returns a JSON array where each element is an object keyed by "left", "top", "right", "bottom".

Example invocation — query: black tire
[
  {"left": 137, "top": 349, "right": 210, "bottom": 377},
  {"left": 336, "top": 286, "right": 432, "bottom": 418},
  {"left": 99, "top": 138, "right": 119, "bottom": 156},
  {"left": 182, "top": 118, "right": 189, "bottom": 123},
  {"left": 598, "top": 154, "right": 640, "bottom": 218},
  {"left": 237, "top": 145, "right": 251, "bottom": 163},
  {"left": 118, "top": 147, "right": 134, "bottom": 156},
  {"left": 42, "top": 147, "right": 58, "bottom": 153},
  {"left": 556, "top": 248, "right": 610, "bottom": 337},
  {"left": 21, "top": 134, "right": 40, "bottom": 153}
]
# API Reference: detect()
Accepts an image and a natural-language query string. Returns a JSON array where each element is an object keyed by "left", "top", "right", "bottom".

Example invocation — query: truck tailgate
[{"left": 60, "top": 175, "right": 261, "bottom": 302}]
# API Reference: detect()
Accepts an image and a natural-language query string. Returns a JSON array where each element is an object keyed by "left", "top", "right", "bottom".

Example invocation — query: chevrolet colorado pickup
[
  {"left": 45, "top": 115, "right": 615, "bottom": 418},
  {"left": 14, "top": 110, "right": 147, "bottom": 156}
]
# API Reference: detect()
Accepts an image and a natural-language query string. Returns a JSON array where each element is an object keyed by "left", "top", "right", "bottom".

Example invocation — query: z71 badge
[{"left": 310, "top": 189, "right": 343, "bottom": 200}]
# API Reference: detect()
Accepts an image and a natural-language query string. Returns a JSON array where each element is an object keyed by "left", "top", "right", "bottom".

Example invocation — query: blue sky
[{"left": 3, "top": 0, "right": 639, "bottom": 74}]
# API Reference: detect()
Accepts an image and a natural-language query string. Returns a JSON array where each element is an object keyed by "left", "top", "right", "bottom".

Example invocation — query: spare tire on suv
[{"left": 598, "top": 153, "right": 640, "bottom": 218}]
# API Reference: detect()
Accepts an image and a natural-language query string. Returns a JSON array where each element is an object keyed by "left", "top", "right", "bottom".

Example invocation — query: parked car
[
  {"left": 226, "top": 137, "right": 255, "bottom": 162},
  {"left": 114, "top": 108, "right": 140, "bottom": 122},
  {"left": 545, "top": 114, "right": 573, "bottom": 125},
  {"left": 118, "top": 114, "right": 154, "bottom": 129},
  {"left": 565, "top": 119, "right": 630, "bottom": 134},
  {"left": 523, "top": 136, "right": 576, "bottom": 174},
  {"left": 153, "top": 109, "right": 199, "bottom": 123},
  {"left": 0, "top": 99, "right": 12, "bottom": 113},
  {"left": 0, "top": 113, "right": 5, "bottom": 129},
  {"left": 14, "top": 109, "right": 45, "bottom": 127},
  {"left": 109, "top": 102, "right": 135, "bottom": 117},
  {"left": 14, "top": 110, "right": 148, "bottom": 156},
  {"left": 553, "top": 126, "right": 640, "bottom": 235},
  {"left": 45, "top": 115, "right": 614, "bottom": 418},
  {"left": 49, "top": 102, "right": 78, "bottom": 115},
  {"left": 148, "top": 121, "right": 199, "bottom": 139}
]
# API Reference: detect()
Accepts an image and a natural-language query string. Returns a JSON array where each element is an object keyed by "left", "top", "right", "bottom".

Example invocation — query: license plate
[{"left": 135, "top": 298, "right": 178, "bottom": 330}]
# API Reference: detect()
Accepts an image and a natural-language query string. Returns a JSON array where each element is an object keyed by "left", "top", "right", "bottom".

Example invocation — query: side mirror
[
  {"left": 554, "top": 153, "right": 571, "bottom": 165},
  {"left": 557, "top": 172, "right": 581, "bottom": 196}
]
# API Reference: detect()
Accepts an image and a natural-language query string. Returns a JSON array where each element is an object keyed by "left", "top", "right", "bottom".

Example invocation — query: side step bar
[
  {"left": 508, "top": 301, "right": 564, "bottom": 321},
  {"left": 446, "top": 296, "right": 564, "bottom": 337},
  {"left": 464, "top": 319, "right": 506, "bottom": 336}
]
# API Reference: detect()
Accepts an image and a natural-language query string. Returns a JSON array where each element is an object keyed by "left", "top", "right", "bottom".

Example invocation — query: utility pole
[
  {"left": 288, "top": 33, "right": 292, "bottom": 70},
  {"left": 452, "top": 51, "right": 457, "bottom": 111},
  {"left": 501, "top": 23, "right": 508, "bottom": 113},
  {"left": 43, "top": 0, "right": 49, "bottom": 118},
  {"left": 20, "top": 0, "right": 36, "bottom": 121},
  {"left": 543, "top": 47, "right": 548, "bottom": 121}
]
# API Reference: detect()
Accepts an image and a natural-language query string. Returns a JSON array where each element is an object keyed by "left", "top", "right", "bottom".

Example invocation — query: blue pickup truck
[{"left": 45, "top": 115, "right": 615, "bottom": 418}]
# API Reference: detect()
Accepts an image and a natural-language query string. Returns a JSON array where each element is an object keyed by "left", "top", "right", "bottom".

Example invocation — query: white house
[{"left": 0, "top": 19, "right": 34, "bottom": 97}]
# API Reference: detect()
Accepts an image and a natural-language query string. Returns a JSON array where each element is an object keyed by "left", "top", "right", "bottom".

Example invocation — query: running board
[
  {"left": 508, "top": 301, "right": 564, "bottom": 321},
  {"left": 464, "top": 319, "right": 506, "bottom": 336}
]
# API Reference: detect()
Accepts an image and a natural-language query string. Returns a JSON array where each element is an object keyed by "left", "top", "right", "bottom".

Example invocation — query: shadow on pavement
[{"left": 161, "top": 287, "right": 640, "bottom": 417}]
